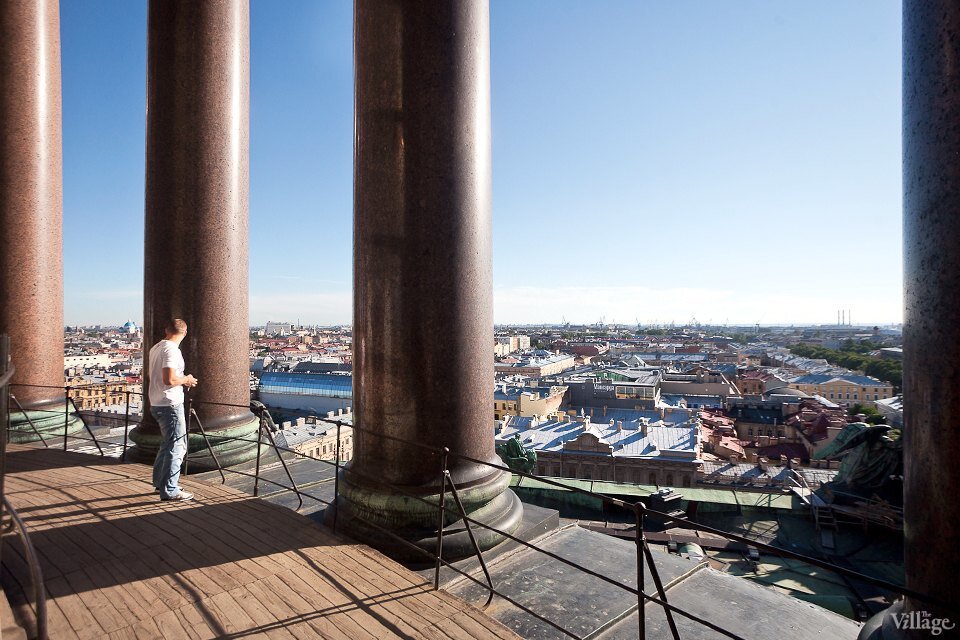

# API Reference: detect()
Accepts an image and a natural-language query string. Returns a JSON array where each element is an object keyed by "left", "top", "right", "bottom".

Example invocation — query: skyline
[{"left": 61, "top": 1, "right": 902, "bottom": 326}]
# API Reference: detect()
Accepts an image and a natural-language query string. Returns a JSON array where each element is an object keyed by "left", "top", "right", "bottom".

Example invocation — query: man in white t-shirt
[{"left": 147, "top": 318, "right": 199, "bottom": 501}]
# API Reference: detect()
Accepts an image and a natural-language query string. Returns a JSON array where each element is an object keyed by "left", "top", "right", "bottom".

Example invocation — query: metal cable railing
[
  {"left": 5, "top": 381, "right": 935, "bottom": 639},
  {"left": 1, "top": 340, "right": 48, "bottom": 639}
]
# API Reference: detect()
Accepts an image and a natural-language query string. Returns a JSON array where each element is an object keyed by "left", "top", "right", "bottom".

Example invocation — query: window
[
  {"left": 648, "top": 473, "right": 657, "bottom": 485},
  {"left": 747, "top": 428, "right": 753, "bottom": 437},
  {"left": 665, "top": 474, "right": 674, "bottom": 486},
  {"left": 874, "top": 394, "right": 879, "bottom": 400},
  {"left": 854, "top": 394, "right": 858, "bottom": 400}
]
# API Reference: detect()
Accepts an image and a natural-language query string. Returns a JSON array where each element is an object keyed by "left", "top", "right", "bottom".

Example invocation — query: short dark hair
[{"left": 165, "top": 318, "right": 187, "bottom": 336}]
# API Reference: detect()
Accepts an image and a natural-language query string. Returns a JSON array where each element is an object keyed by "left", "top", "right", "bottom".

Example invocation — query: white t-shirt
[{"left": 148, "top": 339, "right": 185, "bottom": 406}]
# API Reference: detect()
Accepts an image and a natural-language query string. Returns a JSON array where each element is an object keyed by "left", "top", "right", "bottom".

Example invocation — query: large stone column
[
  {"left": 899, "top": 0, "right": 960, "bottom": 631},
  {"left": 0, "top": 0, "right": 82, "bottom": 443},
  {"left": 329, "top": 0, "right": 522, "bottom": 561},
  {"left": 130, "top": 0, "right": 258, "bottom": 469}
]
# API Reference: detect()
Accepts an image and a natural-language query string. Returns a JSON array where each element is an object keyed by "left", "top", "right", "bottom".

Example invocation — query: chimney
[
  {"left": 780, "top": 454, "right": 789, "bottom": 467},
  {"left": 603, "top": 405, "right": 607, "bottom": 417},
  {"left": 728, "top": 454, "right": 739, "bottom": 465},
  {"left": 616, "top": 421, "right": 623, "bottom": 432},
  {"left": 757, "top": 456, "right": 768, "bottom": 471}
]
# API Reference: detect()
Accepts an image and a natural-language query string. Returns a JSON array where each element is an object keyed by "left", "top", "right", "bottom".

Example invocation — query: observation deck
[{"left": 0, "top": 444, "right": 517, "bottom": 639}]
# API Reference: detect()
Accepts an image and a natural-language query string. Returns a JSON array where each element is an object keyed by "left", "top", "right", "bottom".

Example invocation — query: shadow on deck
[{"left": 0, "top": 445, "right": 518, "bottom": 639}]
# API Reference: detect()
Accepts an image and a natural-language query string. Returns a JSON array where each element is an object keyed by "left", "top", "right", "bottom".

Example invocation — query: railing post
[
  {"left": 433, "top": 447, "right": 450, "bottom": 590},
  {"left": 183, "top": 395, "right": 192, "bottom": 477},
  {"left": 253, "top": 411, "right": 263, "bottom": 497},
  {"left": 635, "top": 501, "right": 645, "bottom": 640},
  {"left": 332, "top": 420, "right": 342, "bottom": 533},
  {"left": 121, "top": 390, "right": 130, "bottom": 460},
  {"left": 63, "top": 386, "right": 70, "bottom": 451}
]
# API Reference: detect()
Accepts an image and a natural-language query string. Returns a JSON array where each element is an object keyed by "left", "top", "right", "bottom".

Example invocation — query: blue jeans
[{"left": 151, "top": 404, "right": 187, "bottom": 499}]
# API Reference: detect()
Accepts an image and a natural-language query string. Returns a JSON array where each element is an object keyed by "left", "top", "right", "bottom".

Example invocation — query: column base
[
  {"left": 7, "top": 399, "right": 84, "bottom": 444},
  {"left": 858, "top": 601, "right": 914, "bottom": 640},
  {"left": 324, "top": 465, "right": 525, "bottom": 566},
  {"left": 127, "top": 415, "right": 261, "bottom": 472}
]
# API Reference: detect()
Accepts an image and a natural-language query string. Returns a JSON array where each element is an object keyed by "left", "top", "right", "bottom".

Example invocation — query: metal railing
[
  {"left": 4, "top": 381, "right": 940, "bottom": 639},
  {"left": 1, "top": 339, "right": 48, "bottom": 639}
]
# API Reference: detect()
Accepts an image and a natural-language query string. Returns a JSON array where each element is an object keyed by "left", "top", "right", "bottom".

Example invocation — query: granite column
[
  {"left": 899, "top": 0, "right": 960, "bottom": 629},
  {"left": 329, "top": 0, "right": 523, "bottom": 561},
  {"left": 0, "top": 0, "right": 82, "bottom": 442},
  {"left": 130, "top": 0, "right": 258, "bottom": 469}
]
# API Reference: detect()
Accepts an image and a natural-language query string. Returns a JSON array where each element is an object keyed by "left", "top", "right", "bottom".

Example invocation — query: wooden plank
[
  {"left": 226, "top": 585, "right": 299, "bottom": 640},
  {"left": 151, "top": 609, "right": 194, "bottom": 640},
  {"left": 198, "top": 591, "right": 258, "bottom": 637},
  {"left": 62, "top": 569, "right": 129, "bottom": 633},
  {"left": 252, "top": 573, "right": 353, "bottom": 640},
  {"left": 42, "top": 575, "right": 105, "bottom": 638}
]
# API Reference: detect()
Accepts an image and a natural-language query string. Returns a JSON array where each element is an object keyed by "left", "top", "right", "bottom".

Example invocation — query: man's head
[{"left": 164, "top": 318, "right": 188, "bottom": 342}]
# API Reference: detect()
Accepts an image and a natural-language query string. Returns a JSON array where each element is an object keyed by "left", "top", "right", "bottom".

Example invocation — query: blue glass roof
[{"left": 258, "top": 372, "right": 353, "bottom": 397}]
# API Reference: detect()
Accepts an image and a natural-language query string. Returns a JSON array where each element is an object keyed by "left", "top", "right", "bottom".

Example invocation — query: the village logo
[{"left": 891, "top": 611, "right": 955, "bottom": 636}]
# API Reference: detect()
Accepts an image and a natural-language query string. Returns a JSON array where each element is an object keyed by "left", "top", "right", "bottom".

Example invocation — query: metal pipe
[
  {"left": 253, "top": 412, "right": 263, "bottom": 497},
  {"left": 434, "top": 448, "right": 449, "bottom": 590},
  {"left": 188, "top": 407, "right": 225, "bottom": 484},
  {"left": 122, "top": 390, "right": 130, "bottom": 460},
  {"left": 62, "top": 386, "right": 69, "bottom": 451},
  {"left": 635, "top": 502, "right": 645, "bottom": 640},
  {"left": 3, "top": 497, "right": 47, "bottom": 639},
  {"left": 446, "top": 469, "right": 495, "bottom": 608},
  {"left": 332, "top": 420, "right": 341, "bottom": 532}
]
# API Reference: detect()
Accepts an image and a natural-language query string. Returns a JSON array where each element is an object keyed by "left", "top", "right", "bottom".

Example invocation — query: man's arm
[{"left": 162, "top": 367, "right": 198, "bottom": 388}]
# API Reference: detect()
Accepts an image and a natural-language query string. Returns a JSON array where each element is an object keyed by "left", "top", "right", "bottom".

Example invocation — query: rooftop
[{"left": 497, "top": 415, "right": 700, "bottom": 461}]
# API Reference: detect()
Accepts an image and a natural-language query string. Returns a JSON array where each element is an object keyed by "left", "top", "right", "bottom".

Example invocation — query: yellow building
[
  {"left": 788, "top": 374, "right": 893, "bottom": 407},
  {"left": 67, "top": 377, "right": 130, "bottom": 410},
  {"left": 493, "top": 382, "right": 567, "bottom": 420}
]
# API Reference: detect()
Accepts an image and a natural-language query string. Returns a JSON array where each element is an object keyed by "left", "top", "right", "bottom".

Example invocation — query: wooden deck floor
[{"left": 0, "top": 445, "right": 519, "bottom": 639}]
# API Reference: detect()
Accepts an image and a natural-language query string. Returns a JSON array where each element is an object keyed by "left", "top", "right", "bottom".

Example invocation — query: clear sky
[{"left": 60, "top": 1, "right": 902, "bottom": 327}]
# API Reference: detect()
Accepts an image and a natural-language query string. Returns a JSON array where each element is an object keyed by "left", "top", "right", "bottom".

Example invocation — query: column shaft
[
  {"left": 332, "top": 0, "right": 522, "bottom": 561},
  {"left": 903, "top": 0, "right": 960, "bottom": 624},
  {"left": 133, "top": 0, "right": 257, "bottom": 468},
  {"left": 0, "top": 0, "right": 79, "bottom": 441}
]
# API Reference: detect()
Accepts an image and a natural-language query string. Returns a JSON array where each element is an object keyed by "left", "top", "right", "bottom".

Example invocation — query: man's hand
[{"left": 183, "top": 374, "right": 199, "bottom": 388}]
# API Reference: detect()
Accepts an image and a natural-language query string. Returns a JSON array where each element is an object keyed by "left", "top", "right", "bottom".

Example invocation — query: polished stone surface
[
  {"left": 450, "top": 524, "right": 702, "bottom": 639},
  {"left": 903, "top": 0, "right": 960, "bottom": 625},
  {"left": 600, "top": 563, "right": 861, "bottom": 640},
  {"left": 333, "top": 0, "right": 521, "bottom": 558},
  {"left": 134, "top": 0, "right": 256, "bottom": 468},
  {"left": 445, "top": 521, "right": 860, "bottom": 640},
  {"left": 0, "top": 0, "right": 67, "bottom": 414}
]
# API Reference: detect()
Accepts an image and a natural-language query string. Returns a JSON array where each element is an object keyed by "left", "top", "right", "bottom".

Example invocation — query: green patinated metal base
[
  {"left": 7, "top": 408, "right": 85, "bottom": 444},
  {"left": 325, "top": 466, "right": 525, "bottom": 565},
  {"left": 127, "top": 415, "right": 261, "bottom": 472}
]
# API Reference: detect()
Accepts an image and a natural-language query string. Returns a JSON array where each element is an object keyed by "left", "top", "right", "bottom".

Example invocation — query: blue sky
[{"left": 61, "top": 1, "right": 901, "bottom": 327}]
